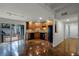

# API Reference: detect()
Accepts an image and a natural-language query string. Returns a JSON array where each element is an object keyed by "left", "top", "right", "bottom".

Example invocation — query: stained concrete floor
[
  {"left": 0, "top": 39, "right": 79, "bottom": 56},
  {"left": 0, "top": 40, "right": 24, "bottom": 56}
]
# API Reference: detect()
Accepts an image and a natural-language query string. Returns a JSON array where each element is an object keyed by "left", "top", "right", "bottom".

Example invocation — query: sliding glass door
[
  {"left": 0, "top": 23, "right": 24, "bottom": 43},
  {"left": 10, "top": 24, "right": 24, "bottom": 56},
  {"left": 11, "top": 24, "right": 24, "bottom": 42},
  {"left": 0, "top": 23, "right": 11, "bottom": 43},
  {"left": 0, "top": 23, "right": 24, "bottom": 56}
]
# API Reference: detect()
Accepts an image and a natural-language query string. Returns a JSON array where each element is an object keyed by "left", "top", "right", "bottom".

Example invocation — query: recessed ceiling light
[
  {"left": 67, "top": 19, "right": 70, "bottom": 21},
  {"left": 39, "top": 17, "right": 42, "bottom": 20}
]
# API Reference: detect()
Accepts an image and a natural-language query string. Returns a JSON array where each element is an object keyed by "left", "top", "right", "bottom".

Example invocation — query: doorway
[{"left": 64, "top": 22, "right": 78, "bottom": 55}]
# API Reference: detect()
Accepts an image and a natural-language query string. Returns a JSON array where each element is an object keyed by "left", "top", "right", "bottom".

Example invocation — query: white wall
[
  {"left": 53, "top": 20, "right": 64, "bottom": 47},
  {"left": 53, "top": 20, "right": 78, "bottom": 47},
  {"left": 53, "top": 4, "right": 79, "bottom": 47},
  {"left": 70, "top": 23, "right": 78, "bottom": 38},
  {"left": 65, "top": 23, "right": 78, "bottom": 39},
  {"left": 64, "top": 15, "right": 78, "bottom": 39}
]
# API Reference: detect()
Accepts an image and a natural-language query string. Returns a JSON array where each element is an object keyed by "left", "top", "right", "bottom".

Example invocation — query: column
[{"left": 76, "top": 14, "right": 79, "bottom": 55}]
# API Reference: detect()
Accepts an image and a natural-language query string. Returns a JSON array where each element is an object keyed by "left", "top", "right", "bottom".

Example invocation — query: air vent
[{"left": 61, "top": 12, "right": 68, "bottom": 16}]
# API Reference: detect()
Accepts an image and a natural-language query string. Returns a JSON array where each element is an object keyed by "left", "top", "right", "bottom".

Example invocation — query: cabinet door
[
  {"left": 40, "top": 33, "right": 45, "bottom": 40},
  {"left": 28, "top": 33, "right": 34, "bottom": 40},
  {"left": 34, "top": 32, "right": 40, "bottom": 39}
]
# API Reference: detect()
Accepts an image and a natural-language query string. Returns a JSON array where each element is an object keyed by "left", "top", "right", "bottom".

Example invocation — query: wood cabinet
[{"left": 26, "top": 20, "right": 53, "bottom": 43}]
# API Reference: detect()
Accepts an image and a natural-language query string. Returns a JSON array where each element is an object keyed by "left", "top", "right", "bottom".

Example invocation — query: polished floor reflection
[
  {"left": 0, "top": 39, "right": 78, "bottom": 56},
  {"left": 21, "top": 40, "right": 53, "bottom": 56},
  {"left": 0, "top": 40, "right": 24, "bottom": 56},
  {"left": 54, "top": 38, "right": 78, "bottom": 56}
]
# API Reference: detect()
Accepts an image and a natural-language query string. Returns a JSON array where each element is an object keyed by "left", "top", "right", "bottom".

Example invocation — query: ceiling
[
  {"left": 0, "top": 3, "right": 78, "bottom": 22},
  {"left": 43, "top": 3, "right": 79, "bottom": 11},
  {"left": 0, "top": 3, "right": 53, "bottom": 21},
  {"left": 42, "top": 3, "right": 79, "bottom": 22}
]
